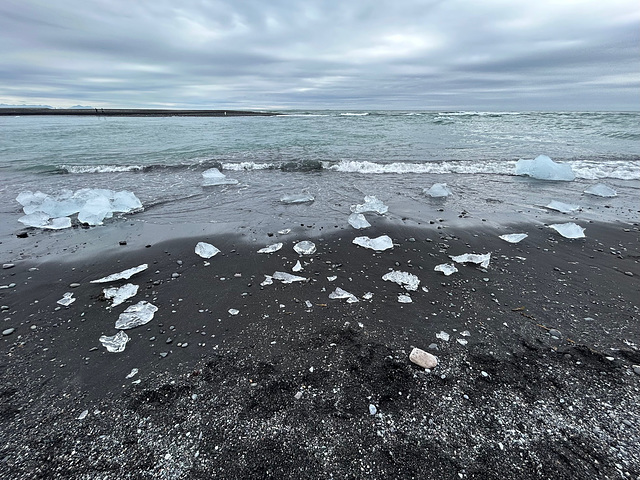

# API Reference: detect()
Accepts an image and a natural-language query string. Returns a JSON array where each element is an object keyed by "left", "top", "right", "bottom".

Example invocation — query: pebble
[
  {"left": 409, "top": 347, "right": 438, "bottom": 369},
  {"left": 2, "top": 328, "right": 15, "bottom": 336},
  {"left": 624, "top": 271, "right": 633, "bottom": 277},
  {"left": 632, "top": 365, "right": 640, "bottom": 376},
  {"left": 159, "top": 352, "right": 168, "bottom": 358},
  {"left": 549, "top": 329, "right": 563, "bottom": 339},
  {"left": 2, "top": 263, "right": 15, "bottom": 269},
  {"left": 69, "top": 283, "right": 81, "bottom": 288},
  {"left": 369, "top": 404, "right": 377, "bottom": 415},
  {"left": 171, "top": 273, "right": 180, "bottom": 279}
]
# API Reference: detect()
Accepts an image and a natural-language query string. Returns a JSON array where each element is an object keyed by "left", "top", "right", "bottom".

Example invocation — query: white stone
[{"left": 409, "top": 348, "right": 438, "bottom": 369}]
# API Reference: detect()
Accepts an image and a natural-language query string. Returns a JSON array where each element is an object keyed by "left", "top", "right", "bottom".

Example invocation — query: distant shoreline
[{"left": 0, "top": 108, "right": 274, "bottom": 117}]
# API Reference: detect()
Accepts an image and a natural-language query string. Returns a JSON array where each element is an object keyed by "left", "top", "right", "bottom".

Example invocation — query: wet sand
[{"left": 1, "top": 219, "right": 639, "bottom": 479}]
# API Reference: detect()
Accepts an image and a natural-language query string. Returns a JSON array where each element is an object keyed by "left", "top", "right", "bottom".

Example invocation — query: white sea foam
[
  {"left": 221, "top": 162, "right": 275, "bottom": 171},
  {"left": 61, "top": 165, "right": 144, "bottom": 174}
]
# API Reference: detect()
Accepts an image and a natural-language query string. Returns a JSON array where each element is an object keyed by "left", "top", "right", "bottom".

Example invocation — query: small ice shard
[
  {"left": 348, "top": 213, "right": 371, "bottom": 229},
  {"left": 257, "top": 243, "right": 283, "bottom": 254},
  {"left": 450, "top": 253, "right": 491, "bottom": 268},
  {"left": 457, "top": 338, "right": 468, "bottom": 346},
  {"left": 103, "top": 283, "right": 139, "bottom": 307},
  {"left": 292, "top": 260, "right": 303, "bottom": 272},
  {"left": 409, "top": 347, "right": 438, "bottom": 369},
  {"left": 115, "top": 301, "right": 158, "bottom": 329},
  {"left": 272, "top": 271, "right": 307, "bottom": 283},
  {"left": 353, "top": 235, "right": 393, "bottom": 251},
  {"left": 461, "top": 330, "right": 471, "bottom": 337},
  {"left": 195, "top": 242, "right": 220, "bottom": 259},
  {"left": 280, "top": 193, "right": 315, "bottom": 204},
  {"left": 382, "top": 270, "right": 420, "bottom": 291},
  {"left": 327, "top": 276, "right": 337, "bottom": 281},
  {"left": 329, "top": 287, "right": 358, "bottom": 303},
  {"left": 584, "top": 183, "right": 617, "bottom": 197},
  {"left": 278, "top": 229, "right": 291, "bottom": 235},
  {"left": 545, "top": 200, "right": 580, "bottom": 213},
  {"left": 363, "top": 292, "right": 373, "bottom": 300},
  {"left": 350, "top": 195, "right": 388, "bottom": 214},
  {"left": 228, "top": 308, "right": 239, "bottom": 315},
  {"left": 293, "top": 241, "right": 317, "bottom": 255},
  {"left": 424, "top": 183, "right": 452, "bottom": 198},
  {"left": 369, "top": 404, "right": 377, "bottom": 415},
  {"left": 57, "top": 292, "right": 75, "bottom": 306},
  {"left": 499, "top": 233, "right": 528, "bottom": 243},
  {"left": 436, "top": 331, "right": 450, "bottom": 341},
  {"left": 261, "top": 275, "right": 274, "bottom": 286},
  {"left": 202, "top": 168, "right": 239, "bottom": 186},
  {"left": 90, "top": 264, "right": 148, "bottom": 283},
  {"left": 78, "top": 410, "right": 89, "bottom": 420},
  {"left": 398, "top": 294, "right": 412, "bottom": 303},
  {"left": 515, "top": 155, "right": 575, "bottom": 181},
  {"left": 549, "top": 222, "right": 585, "bottom": 239},
  {"left": 346, "top": 296, "right": 359, "bottom": 304},
  {"left": 126, "top": 368, "right": 139, "bottom": 379},
  {"left": 434, "top": 264, "right": 458, "bottom": 276},
  {"left": 305, "top": 300, "right": 313, "bottom": 308},
  {"left": 99, "top": 331, "right": 129, "bottom": 353}
]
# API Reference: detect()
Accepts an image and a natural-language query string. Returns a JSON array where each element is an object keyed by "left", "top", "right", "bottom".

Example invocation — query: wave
[
  {"left": 60, "top": 164, "right": 144, "bottom": 174},
  {"left": 339, "top": 112, "right": 369, "bottom": 116},
  {"left": 437, "top": 111, "right": 523, "bottom": 117}
]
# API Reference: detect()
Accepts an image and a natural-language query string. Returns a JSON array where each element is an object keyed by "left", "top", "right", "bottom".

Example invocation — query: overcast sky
[{"left": 1, "top": 0, "right": 638, "bottom": 111}]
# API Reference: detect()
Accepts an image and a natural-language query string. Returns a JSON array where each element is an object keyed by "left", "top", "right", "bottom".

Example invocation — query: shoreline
[{"left": 0, "top": 108, "right": 274, "bottom": 117}]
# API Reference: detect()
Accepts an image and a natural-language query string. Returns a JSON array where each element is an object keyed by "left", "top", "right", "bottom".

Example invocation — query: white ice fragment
[
  {"left": 278, "top": 229, "right": 291, "bottom": 235},
  {"left": 363, "top": 292, "right": 373, "bottom": 300},
  {"left": 99, "top": 331, "right": 129, "bottom": 353},
  {"left": 350, "top": 195, "right": 388, "bottom": 214},
  {"left": 202, "top": 168, "right": 239, "bottom": 186},
  {"left": 292, "top": 260, "right": 303, "bottom": 272},
  {"left": 545, "top": 200, "right": 580, "bottom": 213},
  {"left": 348, "top": 213, "right": 371, "bottom": 229},
  {"left": 515, "top": 155, "right": 575, "bottom": 181},
  {"left": 549, "top": 222, "right": 585, "bottom": 239},
  {"left": 450, "top": 253, "right": 491, "bottom": 268},
  {"left": 103, "top": 283, "right": 139, "bottom": 307},
  {"left": 329, "top": 287, "right": 358, "bottom": 303},
  {"left": 18, "top": 212, "right": 50, "bottom": 228},
  {"left": 461, "top": 330, "right": 471, "bottom": 337},
  {"left": 90, "top": 264, "right": 148, "bottom": 283},
  {"left": 115, "top": 301, "right": 158, "bottom": 329},
  {"left": 499, "top": 233, "right": 528, "bottom": 243},
  {"left": 228, "top": 308, "right": 239, "bottom": 315},
  {"left": 398, "top": 294, "right": 412, "bottom": 303},
  {"left": 409, "top": 348, "right": 438, "bottom": 369},
  {"left": 261, "top": 275, "right": 274, "bottom": 286},
  {"left": 434, "top": 264, "right": 458, "bottom": 276},
  {"left": 353, "top": 235, "right": 393, "bottom": 251},
  {"left": 272, "top": 271, "right": 307, "bottom": 283},
  {"left": 257, "top": 243, "right": 283, "bottom": 254},
  {"left": 382, "top": 270, "right": 420, "bottom": 291},
  {"left": 280, "top": 193, "right": 315, "bottom": 204},
  {"left": 424, "top": 183, "right": 452, "bottom": 198},
  {"left": 305, "top": 300, "right": 313, "bottom": 308},
  {"left": 111, "top": 191, "right": 142, "bottom": 212},
  {"left": 369, "top": 404, "right": 377, "bottom": 415},
  {"left": 346, "top": 296, "right": 359, "bottom": 304},
  {"left": 436, "top": 331, "right": 450, "bottom": 341},
  {"left": 57, "top": 292, "right": 75, "bottom": 306},
  {"left": 195, "top": 242, "right": 220, "bottom": 259},
  {"left": 327, "top": 276, "right": 337, "bottom": 281},
  {"left": 78, "top": 196, "right": 112, "bottom": 225},
  {"left": 584, "top": 183, "right": 617, "bottom": 197},
  {"left": 293, "top": 241, "right": 316, "bottom": 255},
  {"left": 78, "top": 410, "right": 89, "bottom": 420},
  {"left": 126, "top": 368, "right": 139, "bottom": 379},
  {"left": 457, "top": 338, "right": 468, "bottom": 346}
]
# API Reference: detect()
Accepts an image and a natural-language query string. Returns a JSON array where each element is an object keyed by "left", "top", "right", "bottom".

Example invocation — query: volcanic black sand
[{"left": 1, "top": 219, "right": 639, "bottom": 479}]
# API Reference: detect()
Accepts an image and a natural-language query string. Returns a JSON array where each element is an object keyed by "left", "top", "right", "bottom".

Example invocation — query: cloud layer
[{"left": 1, "top": 0, "right": 638, "bottom": 110}]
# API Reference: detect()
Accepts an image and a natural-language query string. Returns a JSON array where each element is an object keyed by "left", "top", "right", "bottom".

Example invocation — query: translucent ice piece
[
  {"left": 499, "top": 233, "right": 528, "bottom": 243},
  {"left": 450, "top": 253, "right": 491, "bottom": 268},
  {"left": 353, "top": 235, "right": 393, "bottom": 251},
  {"left": 436, "top": 331, "right": 450, "bottom": 341},
  {"left": 195, "top": 242, "right": 220, "bottom": 259},
  {"left": 90, "top": 264, "right": 148, "bottom": 283},
  {"left": 99, "top": 331, "right": 129, "bottom": 353},
  {"left": 228, "top": 308, "right": 239, "bottom": 315},
  {"left": 78, "top": 196, "right": 112, "bottom": 225},
  {"left": 16, "top": 191, "right": 48, "bottom": 208},
  {"left": 382, "top": 270, "right": 420, "bottom": 291},
  {"left": 292, "top": 260, "right": 303, "bottom": 272},
  {"left": 546, "top": 200, "right": 580, "bottom": 213},
  {"left": 424, "top": 183, "right": 452, "bottom": 198},
  {"left": 103, "top": 283, "right": 139, "bottom": 307},
  {"left": 398, "top": 294, "right": 412, "bottom": 303},
  {"left": 202, "top": 168, "right": 239, "bottom": 186},
  {"left": 584, "top": 183, "right": 617, "bottom": 197},
  {"left": 257, "top": 243, "right": 283, "bottom": 254},
  {"left": 278, "top": 229, "right": 291, "bottom": 235},
  {"left": 515, "top": 155, "right": 575, "bottom": 181},
  {"left": 57, "top": 292, "right": 75, "bottom": 306},
  {"left": 329, "top": 287, "right": 358, "bottom": 303},
  {"left": 348, "top": 213, "right": 371, "bottom": 229},
  {"left": 272, "top": 271, "right": 307, "bottom": 283},
  {"left": 126, "top": 368, "right": 139, "bottom": 379},
  {"left": 434, "top": 263, "right": 458, "bottom": 276},
  {"left": 280, "top": 193, "right": 315, "bottom": 204},
  {"left": 549, "top": 222, "right": 585, "bottom": 239},
  {"left": 115, "top": 301, "right": 158, "bottom": 329},
  {"left": 111, "top": 191, "right": 142, "bottom": 212},
  {"left": 293, "top": 241, "right": 316, "bottom": 255},
  {"left": 350, "top": 195, "right": 388, "bottom": 214},
  {"left": 18, "top": 212, "right": 50, "bottom": 228},
  {"left": 261, "top": 275, "right": 274, "bottom": 286}
]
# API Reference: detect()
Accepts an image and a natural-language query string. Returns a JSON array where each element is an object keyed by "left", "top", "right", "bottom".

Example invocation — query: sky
[{"left": 1, "top": 0, "right": 638, "bottom": 111}]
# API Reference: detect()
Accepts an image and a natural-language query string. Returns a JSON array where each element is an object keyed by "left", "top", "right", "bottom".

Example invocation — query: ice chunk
[
  {"left": 228, "top": 308, "right": 239, "bottom": 315},
  {"left": 99, "top": 331, "right": 130, "bottom": 353},
  {"left": 292, "top": 260, "right": 303, "bottom": 272},
  {"left": 329, "top": 287, "right": 358, "bottom": 303},
  {"left": 78, "top": 196, "right": 112, "bottom": 225},
  {"left": 305, "top": 300, "right": 313, "bottom": 308},
  {"left": 450, "top": 253, "right": 491, "bottom": 268},
  {"left": 272, "top": 271, "right": 307, "bottom": 283},
  {"left": 126, "top": 368, "right": 139, "bottom": 379},
  {"left": 280, "top": 193, "right": 315, "bottom": 204},
  {"left": 16, "top": 191, "right": 48, "bottom": 208},
  {"left": 584, "top": 183, "right": 617, "bottom": 197},
  {"left": 261, "top": 275, "right": 274, "bottom": 286},
  {"left": 515, "top": 155, "right": 575, "bottom": 181},
  {"left": 278, "top": 229, "right": 291, "bottom": 235},
  {"left": 353, "top": 235, "right": 393, "bottom": 251},
  {"left": 195, "top": 242, "right": 220, "bottom": 259},
  {"left": 111, "top": 191, "right": 142, "bottom": 212},
  {"left": 18, "top": 212, "right": 72, "bottom": 230},
  {"left": 409, "top": 347, "right": 438, "bottom": 369},
  {"left": 293, "top": 241, "right": 316, "bottom": 255},
  {"left": 499, "top": 233, "right": 528, "bottom": 243},
  {"left": 257, "top": 243, "right": 283, "bottom": 254},
  {"left": 424, "top": 183, "right": 453, "bottom": 198},
  {"left": 549, "top": 222, "right": 585, "bottom": 239},
  {"left": 363, "top": 292, "right": 373, "bottom": 300},
  {"left": 546, "top": 200, "right": 580, "bottom": 213},
  {"left": 103, "top": 283, "right": 139, "bottom": 307},
  {"left": 115, "top": 301, "right": 158, "bottom": 329},
  {"left": 398, "top": 294, "right": 412, "bottom": 303},
  {"left": 434, "top": 264, "right": 458, "bottom": 276},
  {"left": 90, "top": 264, "right": 148, "bottom": 283},
  {"left": 350, "top": 195, "right": 388, "bottom": 214},
  {"left": 436, "top": 331, "right": 450, "bottom": 341},
  {"left": 202, "top": 168, "right": 239, "bottom": 186},
  {"left": 348, "top": 213, "right": 371, "bottom": 229},
  {"left": 57, "top": 292, "right": 75, "bottom": 306},
  {"left": 369, "top": 404, "right": 377, "bottom": 415},
  {"left": 382, "top": 270, "right": 420, "bottom": 291}
]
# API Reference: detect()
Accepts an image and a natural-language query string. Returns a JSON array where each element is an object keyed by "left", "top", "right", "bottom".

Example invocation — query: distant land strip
[{"left": 0, "top": 108, "right": 274, "bottom": 117}]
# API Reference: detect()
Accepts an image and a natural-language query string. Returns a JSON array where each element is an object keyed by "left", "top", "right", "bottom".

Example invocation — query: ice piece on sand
[
  {"left": 434, "top": 264, "right": 458, "bottom": 276},
  {"left": 90, "top": 264, "right": 148, "bottom": 283},
  {"left": 272, "top": 271, "right": 307, "bottom": 283},
  {"left": 549, "top": 222, "right": 585, "bottom": 239},
  {"left": 195, "top": 242, "right": 220, "bottom": 259},
  {"left": 424, "top": 183, "right": 452, "bottom": 198},
  {"left": 350, "top": 195, "right": 388, "bottom": 214},
  {"left": 515, "top": 155, "right": 575, "bottom": 181},
  {"left": 257, "top": 243, "right": 283, "bottom": 254},
  {"left": 278, "top": 229, "right": 291, "bottom": 235},
  {"left": 19, "top": 213, "right": 73, "bottom": 230},
  {"left": 450, "top": 253, "right": 491, "bottom": 268},
  {"left": 584, "top": 183, "right": 617, "bottom": 197},
  {"left": 292, "top": 260, "right": 303, "bottom": 272},
  {"left": 398, "top": 294, "right": 412, "bottom": 303},
  {"left": 111, "top": 191, "right": 143, "bottom": 212},
  {"left": 103, "top": 283, "right": 139, "bottom": 307},
  {"left": 202, "top": 168, "right": 239, "bottom": 186},
  {"left": 382, "top": 270, "right": 420, "bottom": 291},
  {"left": 115, "top": 301, "right": 158, "bottom": 329},
  {"left": 293, "top": 241, "right": 316, "bottom": 255},
  {"left": 545, "top": 200, "right": 580, "bottom": 213},
  {"left": 436, "top": 331, "right": 450, "bottom": 341},
  {"left": 78, "top": 196, "right": 112, "bottom": 225},
  {"left": 499, "top": 233, "right": 528, "bottom": 243},
  {"left": 353, "top": 235, "right": 393, "bottom": 251},
  {"left": 280, "top": 193, "right": 315, "bottom": 204},
  {"left": 99, "top": 331, "right": 129, "bottom": 353},
  {"left": 57, "top": 292, "right": 75, "bottom": 306},
  {"left": 409, "top": 348, "right": 438, "bottom": 369},
  {"left": 348, "top": 213, "right": 371, "bottom": 229},
  {"left": 329, "top": 287, "right": 358, "bottom": 303},
  {"left": 305, "top": 300, "right": 313, "bottom": 308},
  {"left": 126, "top": 368, "right": 139, "bottom": 379},
  {"left": 363, "top": 292, "right": 374, "bottom": 300},
  {"left": 228, "top": 308, "right": 239, "bottom": 315},
  {"left": 261, "top": 275, "right": 274, "bottom": 286}
]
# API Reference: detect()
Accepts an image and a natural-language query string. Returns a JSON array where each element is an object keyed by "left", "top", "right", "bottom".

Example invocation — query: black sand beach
[{"left": 1, "top": 217, "right": 639, "bottom": 479}]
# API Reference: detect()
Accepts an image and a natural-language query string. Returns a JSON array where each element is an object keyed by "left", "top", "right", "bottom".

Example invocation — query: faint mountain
[
  {"left": 69, "top": 105, "right": 94, "bottom": 109},
  {"left": 0, "top": 104, "right": 53, "bottom": 109}
]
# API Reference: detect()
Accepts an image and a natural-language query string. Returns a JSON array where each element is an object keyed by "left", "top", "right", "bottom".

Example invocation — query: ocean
[{"left": 1, "top": 110, "right": 639, "bottom": 257}]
